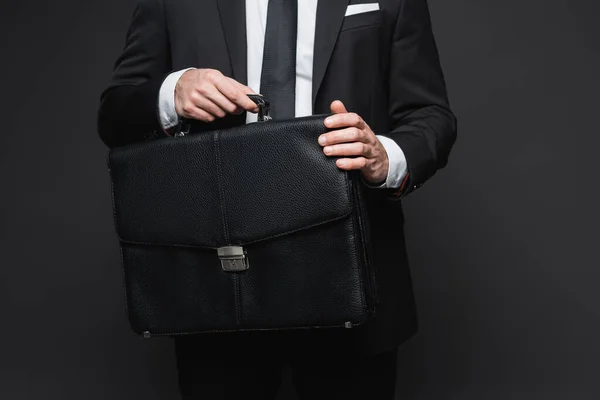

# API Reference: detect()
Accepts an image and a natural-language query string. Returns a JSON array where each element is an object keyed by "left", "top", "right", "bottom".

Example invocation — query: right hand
[{"left": 175, "top": 68, "right": 259, "bottom": 122}]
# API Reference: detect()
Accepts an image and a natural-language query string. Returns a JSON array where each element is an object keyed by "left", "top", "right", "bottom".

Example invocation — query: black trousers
[{"left": 174, "top": 334, "right": 398, "bottom": 400}]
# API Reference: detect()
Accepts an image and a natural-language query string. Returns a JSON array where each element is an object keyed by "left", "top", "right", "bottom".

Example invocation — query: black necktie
[{"left": 260, "top": 0, "right": 297, "bottom": 120}]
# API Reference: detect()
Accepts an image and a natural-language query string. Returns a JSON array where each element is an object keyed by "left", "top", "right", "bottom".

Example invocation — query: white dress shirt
[{"left": 158, "top": 0, "right": 408, "bottom": 188}]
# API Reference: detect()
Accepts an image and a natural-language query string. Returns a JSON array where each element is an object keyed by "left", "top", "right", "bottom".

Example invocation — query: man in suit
[{"left": 98, "top": 0, "right": 456, "bottom": 398}]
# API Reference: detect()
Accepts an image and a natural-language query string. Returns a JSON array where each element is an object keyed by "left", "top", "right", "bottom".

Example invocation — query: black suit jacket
[{"left": 98, "top": 0, "right": 457, "bottom": 355}]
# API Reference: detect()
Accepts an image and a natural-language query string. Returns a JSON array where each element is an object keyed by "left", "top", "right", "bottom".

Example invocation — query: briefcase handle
[
  {"left": 246, "top": 94, "right": 272, "bottom": 122},
  {"left": 174, "top": 95, "right": 272, "bottom": 138}
]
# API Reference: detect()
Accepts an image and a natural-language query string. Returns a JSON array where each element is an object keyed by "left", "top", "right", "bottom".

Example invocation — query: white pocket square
[{"left": 344, "top": 3, "right": 380, "bottom": 17}]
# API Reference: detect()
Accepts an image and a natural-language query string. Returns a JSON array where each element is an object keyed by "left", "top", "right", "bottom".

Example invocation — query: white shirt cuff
[
  {"left": 366, "top": 135, "right": 408, "bottom": 189},
  {"left": 158, "top": 68, "right": 196, "bottom": 130}
]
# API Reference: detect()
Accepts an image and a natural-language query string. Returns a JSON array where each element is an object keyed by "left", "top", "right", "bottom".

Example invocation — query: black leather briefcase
[{"left": 107, "top": 97, "right": 377, "bottom": 338}]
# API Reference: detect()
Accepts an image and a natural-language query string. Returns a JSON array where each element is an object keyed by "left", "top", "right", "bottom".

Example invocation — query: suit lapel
[
  {"left": 312, "top": 0, "right": 350, "bottom": 106},
  {"left": 217, "top": 0, "right": 247, "bottom": 84}
]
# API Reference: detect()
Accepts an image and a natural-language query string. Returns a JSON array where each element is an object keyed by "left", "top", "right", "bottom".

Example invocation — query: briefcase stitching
[
  {"left": 214, "top": 130, "right": 245, "bottom": 326},
  {"left": 108, "top": 159, "right": 140, "bottom": 331},
  {"left": 114, "top": 208, "right": 354, "bottom": 249},
  {"left": 213, "top": 130, "right": 231, "bottom": 244},
  {"left": 137, "top": 321, "right": 368, "bottom": 338},
  {"left": 346, "top": 180, "right": 368, "bottom": 318},
  {"left": 233, "top": 273, "right": 241, "bottom": 326},
  {"left": 351, "top": 177, "right": 377, "bottom": 315}
]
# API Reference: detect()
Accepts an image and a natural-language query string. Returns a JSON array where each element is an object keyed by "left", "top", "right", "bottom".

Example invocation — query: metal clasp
[
  {"left": 246, "top": 94, "right": 272, "bottom": 122},
  {"left": 217, "top": 246, "right": 249, "bottom": 272},
  {"left": 174, "top": 118, "right": 191, "bottom": 138}
]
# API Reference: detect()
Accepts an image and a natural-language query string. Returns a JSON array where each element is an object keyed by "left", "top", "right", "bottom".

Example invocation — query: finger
[
  {"left": 330, "top": 100, "right": 348, "bottom": 114},
  {"left": 204, "top": 89, "right": 243, "bottom": 115},
  {"left": 335, "top": 157, "right": 368, "bottom": 171},
  {"left": 323, "top": 142, "right": 372, "bottom": 158},
  {"left": 181, "top": 102, "right": 216, "bottom": 122},
  {"left": 189, "top": 93, "right": 229, "bottom": 118},
  {"left": 318, "top": 127, "right": 368, "bottom": 146},
  {"left": 324, "top": 112, "right": 366, "bottom": 130}
]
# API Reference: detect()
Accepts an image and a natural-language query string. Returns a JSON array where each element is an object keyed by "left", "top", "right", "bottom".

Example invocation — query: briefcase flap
[{"left": 108, "top": 116, "right": 354, "bottom": 249}]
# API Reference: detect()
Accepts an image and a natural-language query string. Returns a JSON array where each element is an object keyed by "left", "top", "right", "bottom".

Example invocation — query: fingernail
[
  {"left": 324, "top": 117, "right": 332, "bottom": 125},
  {"left": 324, "top": 146, "right": 331, "bottom": 155},
  {"left": 338, "top": 160, "right": 346, "bottom": 167},
  {"left": 318, "top": 136, "right": 326, "bottom": 145}
]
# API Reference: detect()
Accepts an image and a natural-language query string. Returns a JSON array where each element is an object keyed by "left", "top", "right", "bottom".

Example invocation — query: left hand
[{"left": 319, "top": 100, "right": 389, "bottom": 184}]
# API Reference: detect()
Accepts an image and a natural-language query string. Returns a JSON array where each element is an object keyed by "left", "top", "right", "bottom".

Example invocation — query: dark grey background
[{"left": 0, "top": 0, "right": 597, "bottom": 399}]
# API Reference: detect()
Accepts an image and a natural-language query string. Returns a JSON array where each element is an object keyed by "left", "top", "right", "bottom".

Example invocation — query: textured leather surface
[
  {"left": 109, "top": 116, "right": 352, "bottom": 248},
  {"left": 108, "top": 115, "right": 376, "bottom": 336}
]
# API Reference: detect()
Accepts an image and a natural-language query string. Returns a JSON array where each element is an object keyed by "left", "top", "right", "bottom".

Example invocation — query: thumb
[{"left": 330, "top": 100, "right": 348, "bottom": 114}]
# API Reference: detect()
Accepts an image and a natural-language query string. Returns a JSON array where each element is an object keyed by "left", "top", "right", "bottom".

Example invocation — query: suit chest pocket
[{"left": 340, "top": 9, "right": 382, "bottom": 32}]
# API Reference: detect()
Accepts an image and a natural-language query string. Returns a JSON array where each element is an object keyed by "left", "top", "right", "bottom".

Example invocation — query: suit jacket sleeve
[
  {"left": 97, "top": 0, "right": 171, "bottom": 148},
  {"left": 385, "top": 0, "right": 458, "bottom": 198}
]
